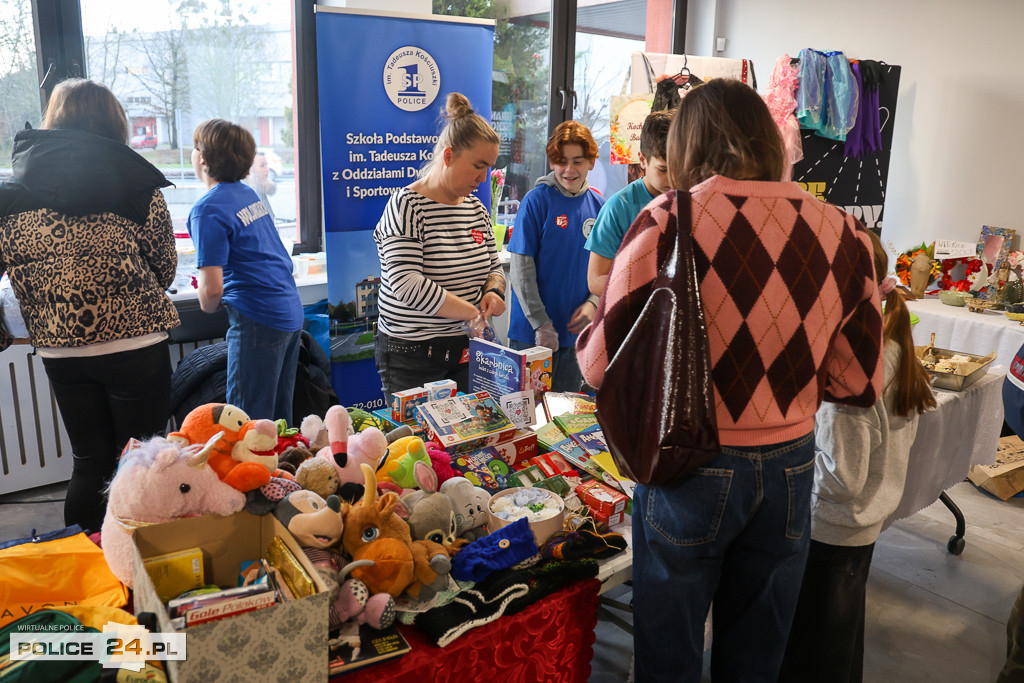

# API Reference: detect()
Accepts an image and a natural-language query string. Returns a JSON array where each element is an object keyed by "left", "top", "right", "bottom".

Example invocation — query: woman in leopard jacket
[{"left": 0, "top": 79, "right": 180, "bottom": 531}]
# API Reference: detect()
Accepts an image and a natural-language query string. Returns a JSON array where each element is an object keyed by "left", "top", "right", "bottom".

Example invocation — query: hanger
[{"left": 672, "top": 54, "right": 693, "bottom": 88}]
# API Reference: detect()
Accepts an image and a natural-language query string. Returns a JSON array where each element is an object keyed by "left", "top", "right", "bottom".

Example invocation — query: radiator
[{"left": 0, "top": 339, "right": 221, "bottom": 496}]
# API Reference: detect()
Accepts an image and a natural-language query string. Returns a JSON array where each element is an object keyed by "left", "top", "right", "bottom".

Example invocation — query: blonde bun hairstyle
[{"left": 421, "top": 92, "right": 499, "bottom": 178}]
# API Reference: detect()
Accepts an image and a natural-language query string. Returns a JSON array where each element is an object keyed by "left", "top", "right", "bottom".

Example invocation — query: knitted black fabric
[{"left": 414, "top": 558, "right": 598, "bottom": 647}]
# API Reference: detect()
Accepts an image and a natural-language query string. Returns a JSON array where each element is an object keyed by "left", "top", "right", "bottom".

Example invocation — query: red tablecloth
[{"left": 334, "top": 577, "right": 601, "bottom": 682}]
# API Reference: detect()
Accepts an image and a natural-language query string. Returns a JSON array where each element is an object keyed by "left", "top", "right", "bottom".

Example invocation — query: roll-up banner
[{"left": 315, "top": 7, "right": 494, "bottom": 410}]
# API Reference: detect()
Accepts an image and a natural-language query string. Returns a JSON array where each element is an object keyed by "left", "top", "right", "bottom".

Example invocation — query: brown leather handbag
[{"left": 596, "top": 192, "right": 719, "bottom": 487}]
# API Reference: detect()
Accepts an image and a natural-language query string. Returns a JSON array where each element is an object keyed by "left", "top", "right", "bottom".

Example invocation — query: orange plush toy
[
  {"left": 342, "top": 464, "right": 452, "bottom": 600},
  {"left": 169, "top": 403, "right": 279, "bottom": 492}
]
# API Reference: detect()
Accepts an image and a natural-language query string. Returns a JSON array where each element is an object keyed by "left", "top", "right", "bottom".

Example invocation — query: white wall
[{"left": 708, "top": 0, "right": 1024, "bottom": 252}]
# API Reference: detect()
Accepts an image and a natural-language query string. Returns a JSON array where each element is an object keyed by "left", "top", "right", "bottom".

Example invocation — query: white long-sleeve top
[{"left": 811, "top": 340, "right": 923, "bottom": 546}]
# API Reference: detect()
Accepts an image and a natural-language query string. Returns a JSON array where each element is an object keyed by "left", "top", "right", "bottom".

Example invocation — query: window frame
[{"left": 27, "top": 0, "right": 687, "bottom": 254}]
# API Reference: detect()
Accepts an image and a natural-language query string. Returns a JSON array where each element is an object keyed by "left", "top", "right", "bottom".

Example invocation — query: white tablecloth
[
  {"left": 883, "top": 366, "right": 1005, "bottom": 528},
  {"left": 907, "top": 296, "right": 1024, "bottom": 368}
]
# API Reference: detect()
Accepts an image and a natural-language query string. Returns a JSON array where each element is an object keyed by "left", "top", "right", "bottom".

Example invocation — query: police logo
[
  {"left": 383, "top": 46, "right": 441, "bottom": 112},
  {"left": 582, "top": 217, "right": 596, "bottom": 239}
]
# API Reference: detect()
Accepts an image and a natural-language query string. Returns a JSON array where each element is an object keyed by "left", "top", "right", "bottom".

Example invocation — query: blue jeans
[
  {"left": 632, "top": 432, "right": 816, "bottom": 683},
  {"left": 226, "top": 305, "right": 301, "bottom": 424},
  {"left": 507, "top": 338, "right": 583, "bottom": 393}
]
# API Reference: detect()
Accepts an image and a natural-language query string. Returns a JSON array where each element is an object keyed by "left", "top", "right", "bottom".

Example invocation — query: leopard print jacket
[{"left": 0, "top": 189, "right": 180, "bottom": 351}]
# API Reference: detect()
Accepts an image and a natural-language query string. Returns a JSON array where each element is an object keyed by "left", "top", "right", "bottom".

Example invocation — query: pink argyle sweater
[{"left": 576, "top": 176, "right": 883, "bottom": 447}]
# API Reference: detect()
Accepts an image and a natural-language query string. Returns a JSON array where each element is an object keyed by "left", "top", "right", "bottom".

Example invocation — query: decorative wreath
[
  {"left": 893, "top": 243, "right": 941, "bottom": 287},
  {"left": 936, "top": 257, "right": 985, "bottom": 292}
]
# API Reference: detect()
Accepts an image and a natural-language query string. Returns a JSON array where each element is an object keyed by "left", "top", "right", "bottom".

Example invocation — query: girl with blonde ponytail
[{"left": 781, "top": 228, "right": 935, "bottom": 682}]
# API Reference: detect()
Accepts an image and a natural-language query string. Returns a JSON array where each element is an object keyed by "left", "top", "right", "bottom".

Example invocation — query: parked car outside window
[{"left": 130, "top": 134, "right": 157, "bottom": 149}]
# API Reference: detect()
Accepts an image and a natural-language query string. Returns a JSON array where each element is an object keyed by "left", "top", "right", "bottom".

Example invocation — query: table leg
[{"left": 940, "top": 491, "right": 967, "bottom": 555}]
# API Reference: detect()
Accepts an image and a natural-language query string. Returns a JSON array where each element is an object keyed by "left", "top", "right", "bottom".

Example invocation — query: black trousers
[
  {"left": 778, "top": 539, "right": 876, "bottom": 683},
  {"left": 41, "top": 341, "right": 172, "bottom": 532},
  {"left": 374, "top": 331, "right": 469, "bottom": 398}
]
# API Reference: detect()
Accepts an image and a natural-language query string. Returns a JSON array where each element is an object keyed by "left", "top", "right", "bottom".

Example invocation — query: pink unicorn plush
[{"left": 101, "top": 434, "right": 246, "bottom": 587}]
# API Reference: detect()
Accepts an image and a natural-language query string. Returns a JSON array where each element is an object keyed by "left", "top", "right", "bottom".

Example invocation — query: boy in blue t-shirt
[
  {"left": 585, "top": 110, "right": 674, "bottom": 295},
  {"left": 188, "top": 118, "right": 303, "bottom": 423},
  {"left": 507, "top": 121, "right": 605, "bottom": 392}
]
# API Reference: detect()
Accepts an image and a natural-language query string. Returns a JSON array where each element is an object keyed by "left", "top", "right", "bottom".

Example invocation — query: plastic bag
[
  {"left": 0, "top": 526, "right": 129, "bottom": 627},
  {"left": 0, "top": 272, "right": 28, "bottom": 339},
  {"left": 795, "top": 48, "right": 826, "bottom": 131},
  {"left": 819, "top": 51, "right": 859, "bottom": 141},
  {"left": 302, "top": 300, "right": 330, "bottom": 357}
]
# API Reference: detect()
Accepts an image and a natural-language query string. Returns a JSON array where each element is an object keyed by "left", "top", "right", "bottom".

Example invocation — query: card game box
[{"left": 415, "top": 391, "right": 517, "bottom": 454}]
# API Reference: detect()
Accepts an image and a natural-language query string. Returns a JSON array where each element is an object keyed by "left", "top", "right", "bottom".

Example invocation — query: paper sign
[
  {"left": 934, "top": 240, "right": 978, "bottom": 260},
  {"left": 424, "top": 398, "right": 472, "bottom": 427},
  {"left": 500, "top": 391, "right": 536, "bottom": 429}
]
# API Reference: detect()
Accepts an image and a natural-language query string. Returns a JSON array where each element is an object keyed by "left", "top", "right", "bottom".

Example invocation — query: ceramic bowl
[{"left": 938, "top": 290, "right": 968, "bottom": 307}]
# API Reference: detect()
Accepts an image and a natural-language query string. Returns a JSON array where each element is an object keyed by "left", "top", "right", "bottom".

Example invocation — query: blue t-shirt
[
  {"left": 507, "top": 183, "right": 605, "bottom": 348},
  {"left": 584, "top": 178, "right": 656, "bottom": 259},
  {"left": 187, "top": 182, "right": 303, "bottom": 332}
]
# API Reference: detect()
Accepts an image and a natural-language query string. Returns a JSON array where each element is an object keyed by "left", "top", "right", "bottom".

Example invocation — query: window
[
  {"left": 0, "top": 0, "right": 41, "bottom": 159},
  {"left": 78, "top": 0, "right": 300, "bottom": 292}
]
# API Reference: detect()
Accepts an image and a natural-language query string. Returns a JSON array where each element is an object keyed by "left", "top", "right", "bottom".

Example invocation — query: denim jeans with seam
[
  {"left": 632, "top": 432, "right": 816, "bottom": 683},
  {"left": 225, "top": 305, "right": 301, "bottom": 424}
]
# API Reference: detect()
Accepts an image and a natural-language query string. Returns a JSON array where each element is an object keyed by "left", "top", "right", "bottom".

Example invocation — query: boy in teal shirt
[{"left": 586, "top": 110, "right": 674, "bottom": 295}]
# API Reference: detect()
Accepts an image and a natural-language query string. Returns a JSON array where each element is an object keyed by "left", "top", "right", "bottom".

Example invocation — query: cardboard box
[
  {"left": 131, "top": 512, "right": 330, "bottom": 682},
  {"left": 415, "top": 391, "right": 517, "bottom": 454},
  {"left": 372, "top": 407, "right": 429, "bottom": 439},
  {"left": 575, "top": 480, "right": 628, "bottom": 517},
  {"left": 491, "top": 429, "right": 538, "bottom": 466},
  {"left": 468, "top": 339, "right": 553, "bottom": 398},
  {"left": 968, "top": 435, "right": 1024, "bottom": 500},
  {"left": 424, "top": 379, "right": 457, "bottom": 401},
  {"left": 390, "top": 387, "right": 428, "bottom": 422}
]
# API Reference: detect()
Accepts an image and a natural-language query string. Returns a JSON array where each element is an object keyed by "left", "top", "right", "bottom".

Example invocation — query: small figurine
[{"left": 909, "top": 252, "right": 934, "bottom": 299}]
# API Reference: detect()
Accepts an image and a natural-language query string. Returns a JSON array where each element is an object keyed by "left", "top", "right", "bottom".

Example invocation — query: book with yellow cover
[
  {"left": 265, "top": 536, "right": 317, "bottom": 599},
  {"left": 142, "top": 546, "right": 205, "bottom": 602}
]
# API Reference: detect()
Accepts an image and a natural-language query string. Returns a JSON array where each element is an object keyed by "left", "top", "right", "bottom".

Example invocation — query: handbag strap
[{"left": 652, "top": 191, "right": 694, "bottom": 290}]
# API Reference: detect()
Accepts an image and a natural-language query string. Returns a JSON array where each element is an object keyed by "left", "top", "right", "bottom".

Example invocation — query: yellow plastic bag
[{"left": 0, "top": 527, "right": 129, "bottom": 627}]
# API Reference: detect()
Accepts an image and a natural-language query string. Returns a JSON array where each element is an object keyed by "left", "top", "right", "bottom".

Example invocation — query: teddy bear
[
  {"left": 168, "top": 403, "right": 279, "bottom": 492},
  {"left": 440, "top": 476, "right": 491, "bottom": 542},
  {"left": 295, "top": 457, "right": 339, "bottom": 500},
  {"left": 273, "top": 489, "right": 395, "bottom": 630}
]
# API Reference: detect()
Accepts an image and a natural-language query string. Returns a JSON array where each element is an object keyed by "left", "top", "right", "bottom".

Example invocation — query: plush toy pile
[{"left": 101, "top": 402, "right": 500, "bottom": 638}]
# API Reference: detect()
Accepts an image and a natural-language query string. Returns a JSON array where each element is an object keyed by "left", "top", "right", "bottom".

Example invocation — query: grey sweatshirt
[
  {"left": 509, "top": 173, "right": 593, "bottom": 330},
  {"left": 811, "top": 340, "right": 923, "bottom": 546}
]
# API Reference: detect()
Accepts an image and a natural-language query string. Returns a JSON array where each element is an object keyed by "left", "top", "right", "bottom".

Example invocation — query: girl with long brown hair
[{"left": 780, "top": 228, "right": 935, "bottom": 683}]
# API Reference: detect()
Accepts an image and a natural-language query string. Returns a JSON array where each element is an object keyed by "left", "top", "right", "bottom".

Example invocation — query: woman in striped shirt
[{"left": 373, "top": 93, "right": 506, "bottom": 395}]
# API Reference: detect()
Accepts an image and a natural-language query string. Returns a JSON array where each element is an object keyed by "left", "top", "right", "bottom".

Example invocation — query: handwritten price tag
[{"left": 934, "top": 240, "right": 978, "bottom": 260}]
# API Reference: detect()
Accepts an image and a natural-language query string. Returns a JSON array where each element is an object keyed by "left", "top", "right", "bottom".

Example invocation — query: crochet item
[
  {"left": 540, "top": 523, "right": 628, "bottom": 561},
  {"left": 450, "top": 518, "right": 538, "bottom": 582},
  {"left": 415, "top": 558, "right": 599, "bottom": 647}
]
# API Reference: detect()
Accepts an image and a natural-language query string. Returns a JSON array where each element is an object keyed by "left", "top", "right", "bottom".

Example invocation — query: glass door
[{"left": 572, "top": 0, "right": 646, "bottom": 197}]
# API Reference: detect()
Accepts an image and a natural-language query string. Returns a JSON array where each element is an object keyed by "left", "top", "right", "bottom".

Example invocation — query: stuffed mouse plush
[
  {"left": 440, "top": 476, "right": 491, "bottom": 542},
  {"left": 273, "top": 489, "right": 395, "bottom": 630}
]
